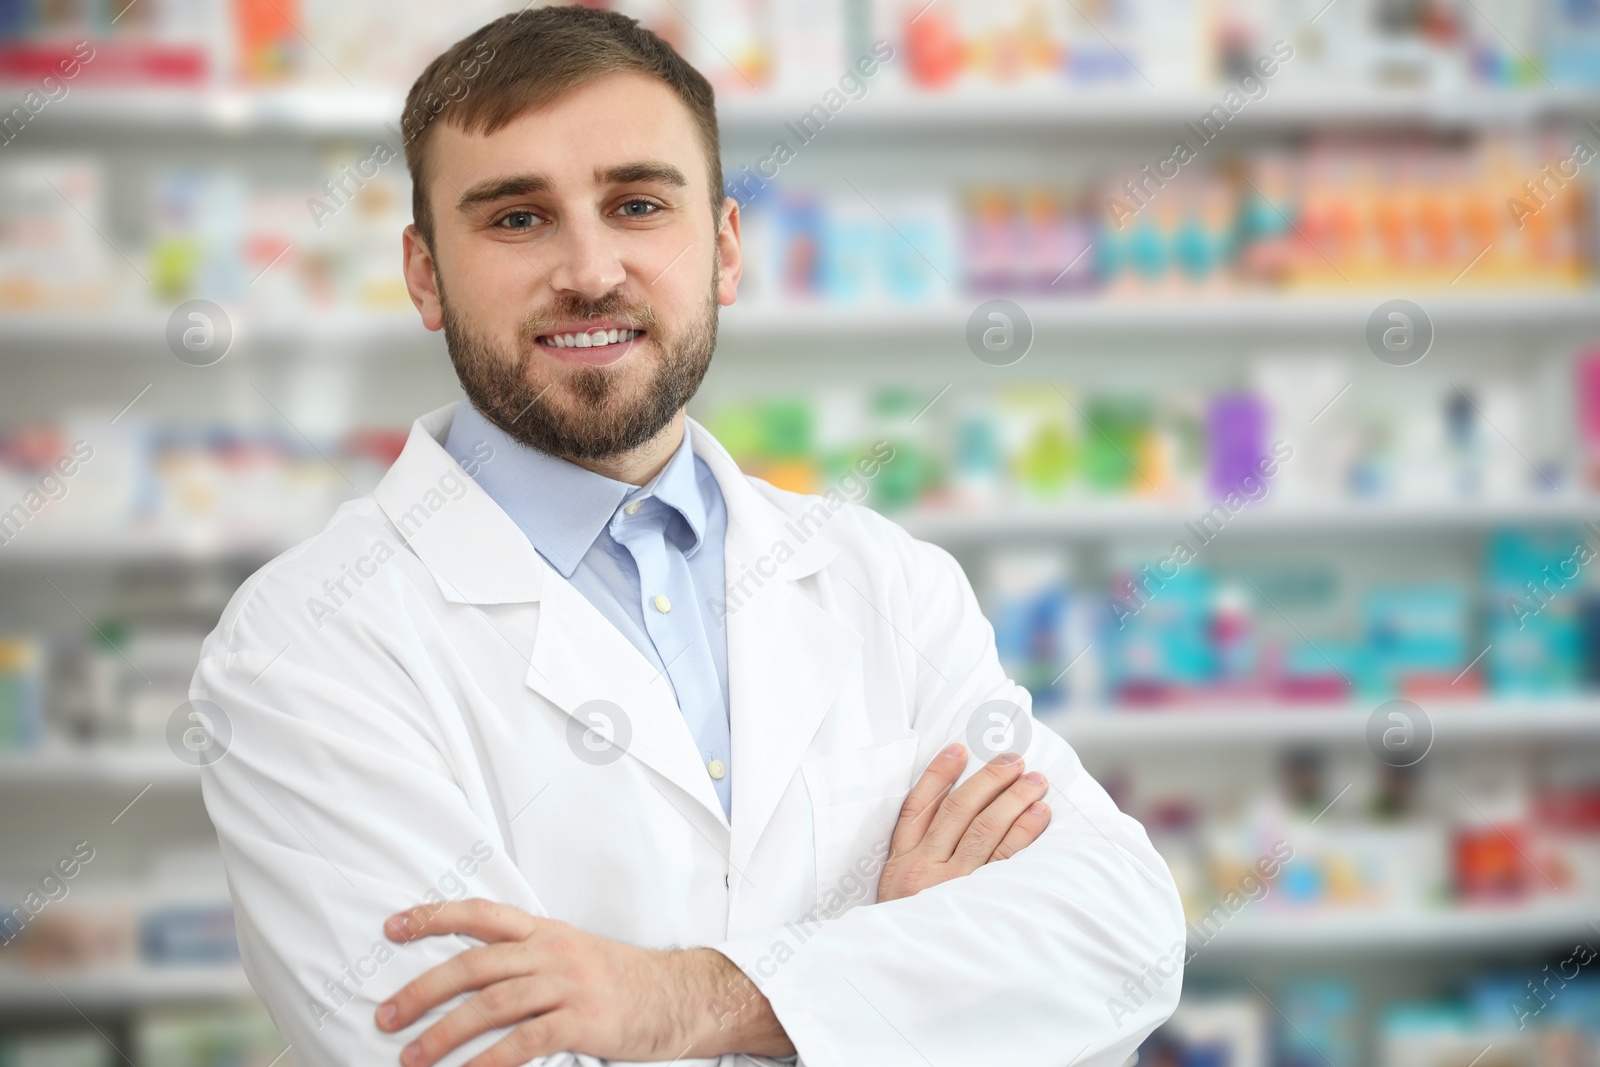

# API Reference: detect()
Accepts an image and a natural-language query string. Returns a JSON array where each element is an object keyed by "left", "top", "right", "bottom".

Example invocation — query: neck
[{"left": 567, "top": 410, "right": 686, "bottom": 486}]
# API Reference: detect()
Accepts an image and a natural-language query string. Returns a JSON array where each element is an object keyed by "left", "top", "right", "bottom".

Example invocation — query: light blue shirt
[{"left": 444, "top": 402, "right": 733, "bottom": 817}]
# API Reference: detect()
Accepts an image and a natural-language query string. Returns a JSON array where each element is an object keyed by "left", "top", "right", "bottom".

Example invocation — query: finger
[
  {"left": 991, "top": 800, "right": 1051, "bottom": 861},
  {"left": 463, "top": 1012, "right": 577, "bottom": 1067},
  {"left": 887, "top": 743, "right": 967, "bottom": 856},
  {"left": 378, "top": 942, "right": 531, "bottom": 1033},
  {"left": 386, "top": 898, "right": 542, "bottom": 945},
  {"left": 949, "top": 770, "right": 1049, "bottom": 872},
  {"left": 403, "top": 975, "right": 561, "bottom": 1067},
  {"left": 922, "top": 752, "right": 1025, "bottom": 859}
]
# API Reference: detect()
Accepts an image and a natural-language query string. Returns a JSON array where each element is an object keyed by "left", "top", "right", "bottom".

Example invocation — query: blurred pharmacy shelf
[
  {"left": 10, "top": 498, "right": 1600, "bottom": 567},
  {"left": 0, "top": 964, "right": 252, "bottom": 1011},
  {"left": 717, "top": 293, "right": 1600, "bottom": 336},
  {"left": 1192, "top": 902, "right": 1600, "bottom": 955},
  {"left": 1044, "top": 700, "right": 1600, "bottom": 747},
  {"left": 899, "top": 497, "right": 1600, "bottom": 541},
  {"left": 10, "top": 291, "right": 1600, "bottom": 352},
  {"left": 12, "top": 497, "right": 1600, "bottom": 566},
  {"left": 0, "top": 746, "right": 199, "bottom": 788},
  {"left": 2, "top": 700, "right": 1594, "bottom": 788},
  {"left": 35, "top": 86, "right": 1600, "bottom": 136}
]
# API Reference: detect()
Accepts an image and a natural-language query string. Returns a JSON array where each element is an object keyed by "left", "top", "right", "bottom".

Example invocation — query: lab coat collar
[
  {"left": 375, "top": 401, "right": 838, "bottom": 605},
  {"left": 374, "top": 403, "right": 543, "bottom": 606}
]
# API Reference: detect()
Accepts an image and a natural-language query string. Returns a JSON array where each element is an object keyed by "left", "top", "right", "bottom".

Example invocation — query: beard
[{"left": 440, "top": 264, "right": 719, "bottom": 462}]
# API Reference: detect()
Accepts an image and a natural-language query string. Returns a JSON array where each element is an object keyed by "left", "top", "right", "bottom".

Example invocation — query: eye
[
  {"left": 495, "top": 210, "right": 541, "bottom": 232},
  {"left": 615, "top": 199, "right": 660, "bottom": 218}
]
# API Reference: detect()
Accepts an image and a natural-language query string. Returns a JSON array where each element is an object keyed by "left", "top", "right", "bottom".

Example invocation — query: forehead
[{"left": 427, "top": 69, "right": 708, "bottom": 197}]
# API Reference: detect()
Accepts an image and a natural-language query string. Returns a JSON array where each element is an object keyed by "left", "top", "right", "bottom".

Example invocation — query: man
[{"left": 191, "top": 7, "right": 1184, "bottom": 1066}]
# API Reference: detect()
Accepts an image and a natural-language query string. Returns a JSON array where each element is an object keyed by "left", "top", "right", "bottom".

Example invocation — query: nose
[{"left": 545, "top": 212, "right": 626, "bottom": 300}]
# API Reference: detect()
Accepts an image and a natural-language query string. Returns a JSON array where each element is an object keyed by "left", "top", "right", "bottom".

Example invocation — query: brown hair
[{"left": 400, "top": 4, "right": 723, "bottom": 251}]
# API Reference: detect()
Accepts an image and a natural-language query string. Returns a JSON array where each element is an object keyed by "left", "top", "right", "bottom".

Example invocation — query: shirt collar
[{"left": 443, "top": 401, "right": 708, "bottom": 578}]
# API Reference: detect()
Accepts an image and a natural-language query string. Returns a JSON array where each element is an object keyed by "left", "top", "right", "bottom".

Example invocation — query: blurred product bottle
[
  {"left": 983, "top": 548, "right": 1072, "bottom": 709},
  {"left": 1451, "top": 769, "right": 1531, "bottom": 902},
  {"left": 0, "top": 635, "right": 42, "bottom": 750}
]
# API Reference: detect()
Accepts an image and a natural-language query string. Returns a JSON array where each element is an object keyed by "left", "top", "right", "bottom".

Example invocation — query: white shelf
[
  {"left": 6, "top": 291, "right": 1600, "bottom": 353},
  {"left": 717, "top": 292, "right": 1600, "bottom": 337},
  {"left": 898, "top": 497, "right": 1600, "bottom": 541},
  {"left": 1192, "top": 902, "right": 1600, "bottom": 955},
  {"left": 0, "top": 746, "right": 201, "bottom": 788},
  {"left": 40, "top": 86, "right": 1600, "bottom": 135},
  {"left": 1043, "top": 700, "right": 1600, "bottom": 747},
  {"left": 0, "top": 534, "right": 299, "bottom": 565},
  {"left": 0, "top": 964, "right": 252, "bottom": 1010},
  {"left": 1, "top": 498, "right": 1597, "bottom": 568},
  {"left": 0, "top": 308, "right": 427, "bottom": 349}
]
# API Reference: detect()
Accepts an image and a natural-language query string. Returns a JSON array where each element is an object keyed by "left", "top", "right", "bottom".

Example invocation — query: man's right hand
[{"left": 877, "top": 744, "right": 1051, "bottom": 903}]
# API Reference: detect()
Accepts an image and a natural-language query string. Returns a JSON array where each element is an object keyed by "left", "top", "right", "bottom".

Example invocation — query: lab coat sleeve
[
  {"left": 192, "top": 616, "right": 609, "bottom": 1067},
  {"left": 711, "top": 522, "right": 1186, "bottom": 1067}
]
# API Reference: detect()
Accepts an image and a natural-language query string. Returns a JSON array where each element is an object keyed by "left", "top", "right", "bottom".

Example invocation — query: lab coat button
[
  {"left": 708, "top": 758, "right": 725, "bottom": 779},
  {"left": 653, "top": 594, "right": 672, "bottom": 614}
]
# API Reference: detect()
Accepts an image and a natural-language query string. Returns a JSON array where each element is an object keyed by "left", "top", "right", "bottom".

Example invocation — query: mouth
[{"left": 533, "top": 324, "right": 647, "bottom": 366}]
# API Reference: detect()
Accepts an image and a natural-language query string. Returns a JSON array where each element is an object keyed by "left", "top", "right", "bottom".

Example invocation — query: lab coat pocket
[{"left": 801, "top": 734, "right": 918, "bottom": 917}]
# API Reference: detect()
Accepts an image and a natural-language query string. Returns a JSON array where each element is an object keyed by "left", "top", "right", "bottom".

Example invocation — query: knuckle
[
  {"left": 971, "top": 812, "right": 1004, "bottom": 839},
  {"left": 478, "top": 983, "right": 513, "bottom": 1016},
  {"left": 511, "top": 1016, "right": 553, "bottom": 1052}
]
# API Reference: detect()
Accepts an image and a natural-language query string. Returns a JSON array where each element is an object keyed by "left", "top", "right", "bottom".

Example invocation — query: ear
[
  {"left": 402, "top": 224, "right": 445, "bottom": 331},
  {"left": 715, "top": 196, "right": 743, "bottom": 307}
]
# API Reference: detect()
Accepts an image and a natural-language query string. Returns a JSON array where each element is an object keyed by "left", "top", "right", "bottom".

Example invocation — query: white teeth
[{"left": 543, "top": 329, "right": 641, "bottom": 348}]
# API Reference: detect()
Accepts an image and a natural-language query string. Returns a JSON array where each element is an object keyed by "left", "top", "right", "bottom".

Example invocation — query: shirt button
[
  {"left": 708, "top": 758, "right": 726, "bottom": 780},
  {"left": 623, "top": 501, "right": 642, "bottom": 516},
  {"left": 653, "top": 594, "right": 672, "bottom": 614}
]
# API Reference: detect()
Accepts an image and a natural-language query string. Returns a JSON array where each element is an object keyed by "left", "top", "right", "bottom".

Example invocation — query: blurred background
[{"left": 3, "top": 0, "right": 1600, "bottom": 1064}]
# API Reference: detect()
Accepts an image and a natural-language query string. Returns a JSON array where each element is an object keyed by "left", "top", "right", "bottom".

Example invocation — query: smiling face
[{"left": 402, "top": 69, "right": 741, "bottom": 464}]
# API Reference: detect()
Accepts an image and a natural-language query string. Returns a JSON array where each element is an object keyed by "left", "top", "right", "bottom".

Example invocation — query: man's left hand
[{"left": 374, "top": 899, "right": 794, "bottom": 1066}]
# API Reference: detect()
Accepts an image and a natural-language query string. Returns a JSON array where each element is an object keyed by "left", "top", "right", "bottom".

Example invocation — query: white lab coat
[{"left": 192, "top": 401, "right": 1183, "bottom": 1067}]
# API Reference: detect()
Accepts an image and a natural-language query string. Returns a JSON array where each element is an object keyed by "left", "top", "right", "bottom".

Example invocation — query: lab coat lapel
[
  {"left": 524, "top": 574, "right": 731, "bottom": 832},
  {"left": 690, "top": 421, "right": 863, "bottom": 873},
  {"left": 375, "top": 403, "right": 730, "bottom": 832}
]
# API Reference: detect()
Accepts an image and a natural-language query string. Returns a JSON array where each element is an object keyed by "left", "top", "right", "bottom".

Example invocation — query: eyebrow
[{"left": 454, "top": 161, "right": 689, "bottom": 215}]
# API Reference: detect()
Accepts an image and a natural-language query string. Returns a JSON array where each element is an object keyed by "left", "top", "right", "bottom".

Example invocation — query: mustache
[{"left": 520, "top": 294, "right": 662, "bottom": 341}]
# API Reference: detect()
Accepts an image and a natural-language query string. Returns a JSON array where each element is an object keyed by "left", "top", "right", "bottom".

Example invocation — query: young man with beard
[{"left": 191, "top": 7, "right": 1184, "bottom": 1066}]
